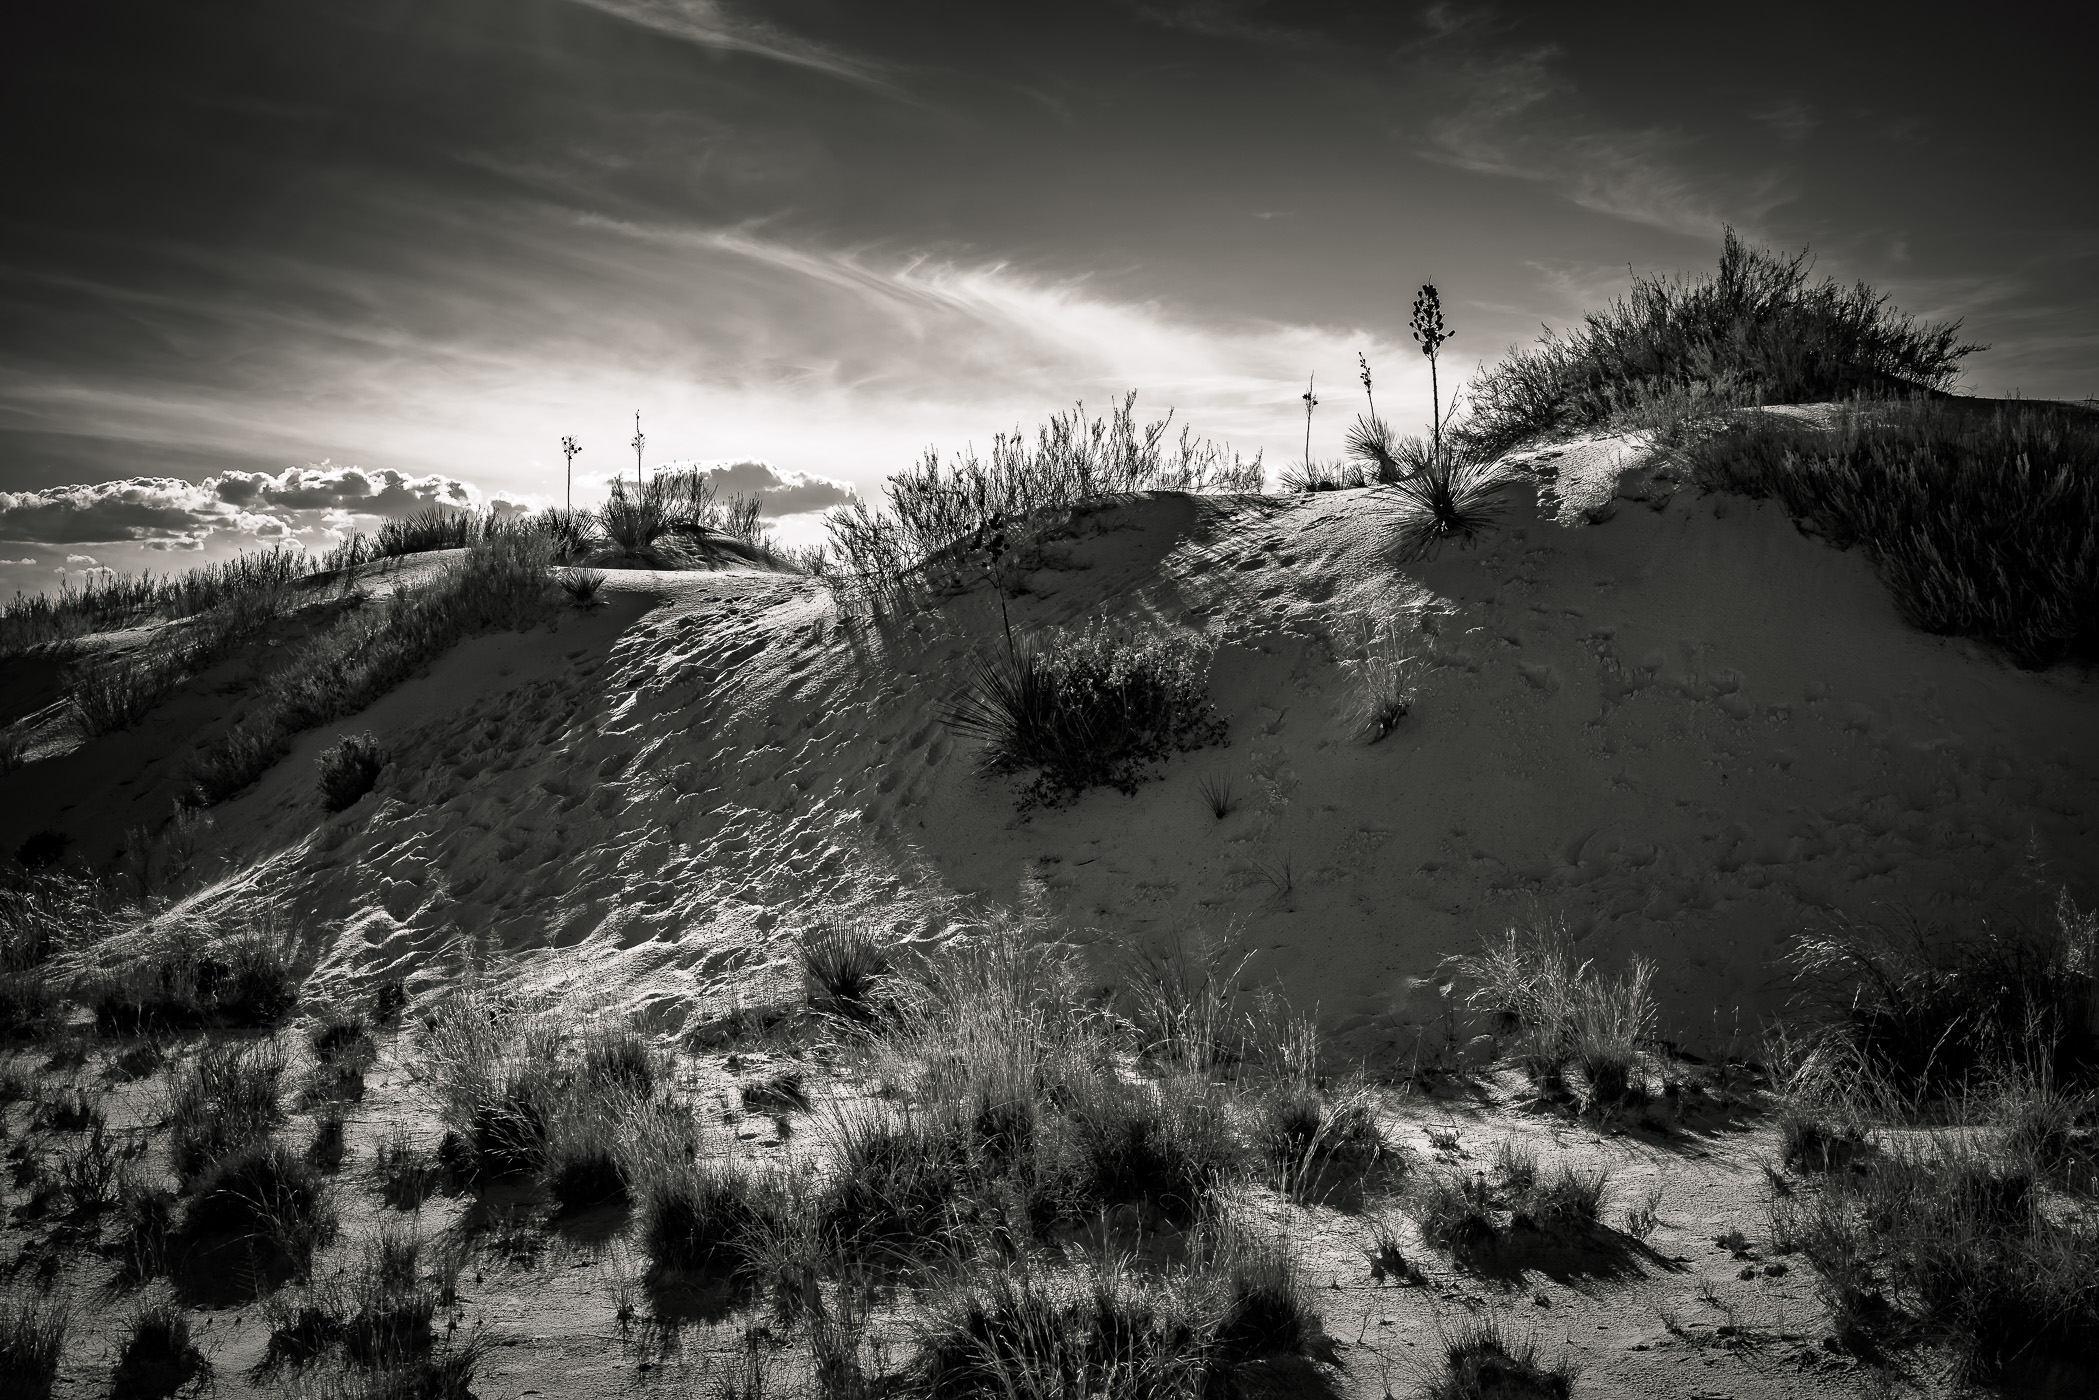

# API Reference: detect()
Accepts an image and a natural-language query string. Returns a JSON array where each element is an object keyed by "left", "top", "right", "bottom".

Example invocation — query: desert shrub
[
  {"left": 1684, "top": 398, "right": 2099, "bottom": 666},
  {"left": 1048, "top": 1073, "right": 1239, "bottom": 1228},
  {"left": 189, "top": 533, "right": 561, "bottom": 802},
  {"left": 802, "top": 922, "right": 894, "bottom": 1013},
  {"left": 14, "top": 829, "right": 71, "bottom": 869},
  {"left": 1461, "top": 922, "right": 1656, "bottom": 1108},
  {"left": 0, "top": 1285, "right": 71, "bottom": 1398},
  {"left": 1785, "top": 900, "right": 2099, "bottom": 1096},
  {"left": 317, "top": 733, "right": 389, "bottom": 812},
  {"left": 1279, "top": 457, "right": 1373, "bottom": 492},
  {"left": 1512, "top": 1165, "right": 1610, "bottom": 1235},
  {"left": 946, "top": 621, "right": 1228, "bottom": 811},
  {"left": 1422, "top": 1313, "right": 1574, "bottom": 1400},
  {"left": 1778, "top": 1107, "right": 1867, "bottom": 1173},
  {"left": 823, "top": 393, "right": 1260, "bottom": 614},
  {"left": 817, "top": 1107, "right": 975, "bottom": 1261},
  {"left": 1255, "top": 1080, "right": 1389, "bottom": 1201},
  {"left": 113, "top": 1303, "right": 210, "bottom": 1398},
  {"left": 1384, "top": 440, "right": 1507, "bottom": 558},
  {"left": 1457, "top": 227, "right": 1978, "bottom": 458},
  {"left": 180, "top": 1139, "right": 338, "bottom": 1277},
  {"left": 1413, "top": 1150, "right": 1607, "bottom": 1260},
  {"left": 533, "top": 507, "right": 598, "bottom": 561},
  {"left": 542, "top": 1095, "right": 632, "bottom": 1211},
  {"left": 92, "top": 925, "right": 300, "bottom": 1034},
  {"left": 68, "top": 651, "right": 187, "bottom": 736}
]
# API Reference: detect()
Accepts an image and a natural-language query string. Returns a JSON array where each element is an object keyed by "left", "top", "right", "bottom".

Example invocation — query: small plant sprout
[
  {"left": 1411, "top": 282, "right": 1454, "bottom": 474},
  {"left": 1197, "top": 770, "right": 1238, "bottom": 820},
  {"left": 561, "top": 435, "right": 580, "bottom": 510}
]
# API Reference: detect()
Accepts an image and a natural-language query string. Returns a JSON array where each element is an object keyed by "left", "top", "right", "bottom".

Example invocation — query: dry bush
[
  {"left": 316, "top": 733, "right": 389, "bottom": 812},
  {"left": 90, "top": 919, "right": 301, "bottom": 1035},
  {"left": 1458, "top": 226, "right": 1978, "bottom": 458},
  {"left": 1461, "top": 921, "right": 1657, "bottom": 1109},
  {"left": 1421, "top": 1312, "right": 1574, "bottom": 1400},
  {"left": 821, "top": 393, "right": 1260, "bottom": 615},
  {"left": 945, "top": 621, "right": 1228, "bottom": 811},
  {"left": 1685, "top": 399, "right": 2099, "bottom": 666}
]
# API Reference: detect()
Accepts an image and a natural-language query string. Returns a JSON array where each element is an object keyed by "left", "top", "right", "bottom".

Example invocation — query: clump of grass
[
  {"left": 1412, "top": 1148, "right": 1609, "bottom": 1261},
  {"left": 1195, "top": 771, "right": 1237, "bottom": 819},
  {"left": 167, "top": 1038, "right": 286, "bottom": 1180},
  {"left": 1048, "top": 1073, "right": 1241, "bottom": 1229},
  {"left": 256, "top": 1227, "right": 464, "bottom": 1383},
  {"left": 1785, "top": 1124, "right": 2099, "bottom": 1381},
  {"left": 1342, "top": 617, "right": 1420, "bottom": 742},
  {"left": 1457, "top": 226, "right": 1978, "bottom": 459},
  {"left": 740, "top": 1066, "right": 810, "bottom": 1113},
  {"left": 910, "top": 1232, "right": 1315, "bottom": 1400},
  {"left": 557, "top": 567, "right": 605, "bottom": 604},
  {"left": 189, "top": 533, "right": 563, "bottom": 803},
  {"left": 373, "top": 1124, "right": 442, "bottom": 1210},
  {"left": 0, "top": 1285, "right": 72, "bottom": 1398},
  {"left": 317, "top": 733, "right": 389, "bottom": 812},
  {"left": 179, "top": 1140, "right": 338, "bottom": 1280},
  {"left": 113, "top": 1302, "right": 210, "bottom": 1397},
  {"left": 1778, "top": 1107, "right": 1867, "bottom": 1173},
  {"left": 116, "top": 1171, "right": 177, "bottom": 1280},
  {"left": 1279, "top": 458, "right": 1374, "bottom": 493},
  {"left": 1256, "top": 1080, "right": 1389, "bottom": 1202},
  {"left": 580, "top": 1027, "right": 659, "bottom": 1095},
  {"left": 945, "top": 620, "right": 1228, "bottom": 812},
  {"left": 802, "top": 922, "right": 894, "bottom": 1014},
  {"left": 1422, "top": 1313, "right": 1574, "bottom": 1400},
  {"left": 1, "top": 544, "right": 320, "bottom": 658},
  {"left": 91, "top": 922, "right": 301, "bottom": 1034},
  {"left": 1461, "top": 922, "right": 1656, "bottom": 1110},
  {"left": 1684, "top": 398, "right": 2099, "bottom": 666},
  {"left": 57, "top": 1118, "right": 126, "bottom": 1213},
  {"left": 640, "top": 1158, "right": 789, "bottom": 1279},
  {"left": 1784, "top": 899, "right": 2099, "bottom": 1097},
  {"left": 542, "top": 1096, "right": 632, "bottom": 1212}
]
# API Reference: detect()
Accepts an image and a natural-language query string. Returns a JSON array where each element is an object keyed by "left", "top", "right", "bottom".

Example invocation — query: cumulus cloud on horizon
[
  {"left": 0, "top": 463, "right": 504, "bottom": 551},
  {"left": 656, "top": 458, "right": 856, "bottom": 516}
]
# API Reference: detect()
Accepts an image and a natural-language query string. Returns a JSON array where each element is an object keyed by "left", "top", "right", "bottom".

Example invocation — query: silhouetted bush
[{"left": 1459, "top": 226, "right": 1979, "bottom": 457}]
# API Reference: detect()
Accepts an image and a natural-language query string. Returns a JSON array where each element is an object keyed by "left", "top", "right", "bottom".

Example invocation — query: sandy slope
[{"left": 39, "top": 425, "right": 2072, "bottom": 1062}]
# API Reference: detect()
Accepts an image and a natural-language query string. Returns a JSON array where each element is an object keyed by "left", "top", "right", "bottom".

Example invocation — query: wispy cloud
[
  {"left": 1748, "top": 97, "right": 1818, "bottom": 143},
  {"left": 1411, "top": 10, "right": 1791, "bottom": 237},
  {"left": 564, "top": 0, "right": 892, "bottom": 89}
]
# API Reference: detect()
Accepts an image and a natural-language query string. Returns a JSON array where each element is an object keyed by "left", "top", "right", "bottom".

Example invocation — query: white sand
[{"left": 13, "top": 428, "right": 2097, "bottom": 1058}]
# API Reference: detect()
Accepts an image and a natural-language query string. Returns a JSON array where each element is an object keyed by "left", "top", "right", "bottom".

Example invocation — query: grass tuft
[
  {"left": 945, "top": 621, "right": 1228, "bottom": 811},
  {"left": 317, "top": 733, "right": 389, "bottom": 812},
  {"left": 0, "top": 1285, "right": 72, "bottom": 1399},
  {"left": 112, "top": 1302, "right": 210, "bottom": 1399},
  {"left": 1421, "top": 1313, "right": 1574, "bottom": 1400}
]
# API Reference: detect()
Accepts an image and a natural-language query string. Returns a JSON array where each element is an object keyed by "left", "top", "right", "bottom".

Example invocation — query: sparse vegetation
[
  {"left": 166, "top": 1038, "right": 286, "bottom": 1180},
  {"left": 90, "top": 922, "right": 301, "bottom": 1034},
  {"left": 1462, "top": 921, "right": 1657, "bottom": 1109},
  {"left": 1, "top": 544, "right": 320, "bottom": 658},
  {"left": 820, "top": 394, "right": 1261, "bottom": 614},
  {"left": 1422, "top": 1312, "right": 1574, "bottom": 1400},
  {"left": 190, "top": 533, "right": 564, "bottom": 803},
  {"left": 178, "top": 1139, "right": 338, "bottom": 1279},
  {"left": 0, "top": 1285, "right": 71, "bottom": 1398},
  {"left": 1457, "top": 226, "right": 1979, "bottom": 458},
  {"left": 801, "top": 921, "right": 894, "bottom": 1014},
  {"left": 1684, "top": 397, "right": 2099, "bottom": 666},
  {"left": 945, "top": 620, "right": 1228, "bottom": 811},
  {"left": 317, "top": 733, "right": 389, "bottom": 812}
]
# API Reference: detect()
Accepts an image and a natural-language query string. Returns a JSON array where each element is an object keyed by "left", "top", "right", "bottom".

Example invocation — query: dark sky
[{"left": 3, "top": 1, "right": 2094, "bottom": 591}]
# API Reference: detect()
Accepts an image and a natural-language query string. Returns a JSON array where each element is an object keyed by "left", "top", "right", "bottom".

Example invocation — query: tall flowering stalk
[
  {"left": 1411, "top": 284, "right": 1453, "bottom": 474},
  {"left": 561, "top": 435, "right": 580, "bottom": 511},
  {"left": 1301, "top": 374, "right": 1318, "bottom": 469}
]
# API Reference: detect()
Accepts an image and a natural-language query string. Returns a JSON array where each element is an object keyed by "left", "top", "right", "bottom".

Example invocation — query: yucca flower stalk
[
  {"left": 1411, "top": 283, "right": 1454, "bottom": 474},
  {"left": 561, "top": 435, "right": 580, "bottom": 511},
  {"left": 1301, "top": 374, "right": 1317, "bottom": 470},
  {"left": 629, "top": 411, "right": 646, "bottom": 492}
]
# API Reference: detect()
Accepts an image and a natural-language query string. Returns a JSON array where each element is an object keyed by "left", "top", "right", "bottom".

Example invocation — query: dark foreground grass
[
  {"left": 1458, "top": 227, "right": 1978, "bottom": 458},
  {"left": 0, "top": 1285, "right": 71, "bottom": 1398},
  {"left": 112, "top": 1302, "right": 210, "bottom": 1399},
  {"left": 317, "top": 733, "right": 389, "bottom": 812},
  {"left": 1683, "top": 397, "right": 2099, "bottom": 666},
  {"left": 190, "top": 533, "right": 563, "bottom": 803},
  {"left": 91, "top": 926, "right": 300, "bottom": 1035},
  {"left": 944, "top": 621, "right": 1228, "bottom": 811},
  {"left": 1421, "top": 1314, "right": 1574, "bottom": 1400}
]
